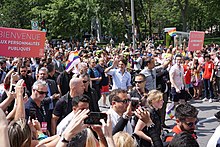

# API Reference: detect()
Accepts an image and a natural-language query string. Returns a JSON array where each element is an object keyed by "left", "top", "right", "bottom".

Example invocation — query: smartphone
[
  {"left": 131, "top": 97, "right": 140, "bottom": 110},
  {"left": 11, "top": 85, "right": 26, "bottom": 97},
  {"left": 23, "top": 87, "right": 27, "bottom": 97},
  {"left": 29, "top": 109, "right": 36, "bottom": 120},
  {"left": 13, "top": 66, "right": 17, "bottom": 72},
  {"left": 11, "top": 85, "right": 16, "bottom": 92},
  {"left": 84, "top": 112, "right": 107, "bottom": 125}
]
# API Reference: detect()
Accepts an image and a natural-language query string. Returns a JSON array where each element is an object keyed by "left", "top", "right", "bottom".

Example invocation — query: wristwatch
[
  {"left": 122, "top": 113, "right": 131, "bottom": 119},
  {"left": 147, "top": 123, "right": 155, "bottom": 129},
  {"left": 60, "top": 135, "right": 70, "bottom": 144}
]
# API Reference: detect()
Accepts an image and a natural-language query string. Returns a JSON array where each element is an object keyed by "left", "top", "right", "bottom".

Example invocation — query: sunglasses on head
[
  {"left": 35, "top": 89, "right": 48, "bottom": 95},
  {"left": 115, "top": 99, "right": 131, "bottom": 104}
]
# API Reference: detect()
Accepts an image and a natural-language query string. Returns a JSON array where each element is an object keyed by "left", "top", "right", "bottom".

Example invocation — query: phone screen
[
  {"left": 131, "top": 97, "right": 140, "bottom": 111},
  {"left": 29, "top": 109, "right": 36, "bottom": 120},
  {"left": 84, "top": 112, "right": 107, "bottom": 125}
]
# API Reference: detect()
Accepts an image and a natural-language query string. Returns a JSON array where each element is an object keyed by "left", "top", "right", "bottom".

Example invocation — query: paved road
[
  {"left": 165, "top": 99, "right": 220, "bottom": 147},
  {"left": 99, "top": 97, "right": 220, "bottom": 147}
]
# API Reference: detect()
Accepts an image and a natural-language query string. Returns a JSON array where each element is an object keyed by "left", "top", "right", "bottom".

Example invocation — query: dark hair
[
  {"left": 144, "top": 57, "right": 154, "bottom": 66},
  {"left": 72, "top": 95, "right": 90, "bottom": 107},
  {"left": 119, "top": 59, "right": 127, "bottom": 66},
  {"left": 175, "top": 54, "right": 182, "bottom": 59},
  {"left": 175, "top": 103, "right": 198, "bottom": 121},
  {"left": 204, "top": 54, "right": 210, "bottom": 59},
  {"left": 20, "top": 65, "right": 27, "bottom": 69},
  {"left": 109, "top": 89, "right": 127, "bottom": 104},
  {"left": 0, "top": 60, "right": 4, "bottom": 66},
  {"left": 46, "top": 63, "right": 55, "bottom": 73},
  {"left": 135, "top": 73, "right": 146, "bottom": 81},
  {"left": 169, "top": 132, "right": 199, "bottom": 147}
]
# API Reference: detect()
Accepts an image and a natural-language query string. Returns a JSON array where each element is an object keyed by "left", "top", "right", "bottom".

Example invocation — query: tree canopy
[{"left": 0, "top": 0, "right": 219, "bottom": 41}]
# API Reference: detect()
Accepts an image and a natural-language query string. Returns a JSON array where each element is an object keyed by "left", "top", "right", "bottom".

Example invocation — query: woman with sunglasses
[{"left": 134, "top": 90, "right": 164, "bottom": 147}]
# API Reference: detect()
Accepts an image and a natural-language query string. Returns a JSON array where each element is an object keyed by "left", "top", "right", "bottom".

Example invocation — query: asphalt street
[
  {"left": 158, "top": 99, "right": 220, "bottom": 147},
  {"left": 99, "top": 97, "right": 220, "bottom": 147}
]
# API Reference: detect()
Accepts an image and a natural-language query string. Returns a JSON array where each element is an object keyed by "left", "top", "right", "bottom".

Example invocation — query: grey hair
[
  {"left": 39, "top": 67, "right": 48, "bottom": 73},
  {"left": 79, "top": 73, "right": 90, "bottom": 81},
  {"left": 32, "top": 80, "right": 48, "bottom": 90}
]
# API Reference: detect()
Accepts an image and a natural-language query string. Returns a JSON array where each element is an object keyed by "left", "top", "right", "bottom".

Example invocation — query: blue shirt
[{"left": 107, "top": 68, "right": 131, "bottom": 90}]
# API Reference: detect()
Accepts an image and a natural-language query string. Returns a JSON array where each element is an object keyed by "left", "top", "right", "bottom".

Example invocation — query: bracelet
[
  {"left": 37, "top": 133, "right": 48, "bottom": 140},
  {"left": 147, "top": 123, "right": 155, "bottom": 129}
]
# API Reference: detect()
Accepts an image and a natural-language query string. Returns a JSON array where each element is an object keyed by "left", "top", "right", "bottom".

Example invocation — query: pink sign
[
  {"left": 188, "top": 31, "right": 205, "bottom": 51},
  {"left": 0, "top": 27, "right": 46, "bottom": 57}
]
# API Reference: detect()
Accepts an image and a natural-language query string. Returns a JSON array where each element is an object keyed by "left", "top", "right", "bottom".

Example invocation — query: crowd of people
[{"left": 0, "top": 38, "right": 220, "bottom": 147}]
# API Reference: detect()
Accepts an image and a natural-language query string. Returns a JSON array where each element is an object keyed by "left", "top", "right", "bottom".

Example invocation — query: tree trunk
[
  {"left": 182, "top": 10, "right": 187, "bottom": 31},
  {"left": 134, "top": 5, "right": 140, "bottom": 41},
  {"left": 177, "top": 0, "right": 188, "bottom": 32},
  {"left": 120, "top": 0, "right": 131, "bottom": 43},
  {"left": 148, "top": 7, "right": 152, "bottom": 37},
  {"left": 147, "top": 0, "right": 152, "bottom": 38}
]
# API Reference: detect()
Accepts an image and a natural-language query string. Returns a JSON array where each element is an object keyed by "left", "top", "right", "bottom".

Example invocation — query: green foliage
[
  {"left": 0, "top": 0, "right": 219, "bottom": 40},
  {"left": 204, "top": 37, "right": 220, "bottom": 45}
]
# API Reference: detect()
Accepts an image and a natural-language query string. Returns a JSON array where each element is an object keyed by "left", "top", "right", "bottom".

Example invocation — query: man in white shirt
[
  {"left": 169, "top": 54, "right": 187, "bottom": 105},
  {"left": 56, "top": 95, "right": 90, "bottom": 135},
  {"left": 108, "top": 89, "right": 133, "bottom": 134},
  {"left": 133, "top": 52, "right": 142, "bottom": 71}
]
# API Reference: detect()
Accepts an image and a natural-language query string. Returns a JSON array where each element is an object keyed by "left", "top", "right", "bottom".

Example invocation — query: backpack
[{"left": 161, "top": 130, "right": 176, "bottom": 147}]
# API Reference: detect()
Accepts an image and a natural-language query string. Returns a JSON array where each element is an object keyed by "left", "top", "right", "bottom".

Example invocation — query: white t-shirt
[
  {"left": 56, "top": 111, "right": 75, "bottom": 135},
  {"left": 207, "top": 125, "right": 220, "bottom": 147},
  {"left": 169, "top": 64, "right": 184, "bottom": 90},
  {"left": 108, "top": 108, "right": 133, "bottom": 134}
]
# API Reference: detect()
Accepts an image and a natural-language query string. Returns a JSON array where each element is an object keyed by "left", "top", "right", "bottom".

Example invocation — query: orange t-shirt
[
  {"left": 166, "top": 125, "right": 197, "bottom": 142},
  {"left": 166, "top": 125, "right": 182, "bottom": 142},
  {"left": 203, "top": 61, "right": 214, "bottom": 79}
]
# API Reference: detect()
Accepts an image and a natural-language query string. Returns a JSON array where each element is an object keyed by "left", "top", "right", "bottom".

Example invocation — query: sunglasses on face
[
  {"left": 114, "top": 99, "right": 131, "bottom": 104},
  {"left": 20, "top": 70, "right": 27, "bottom": 72},
  {"left": 83, "top": 80, "right": 89, "bottom": 83},
  {"left": 185, "top": 121, "right": 198, "bottom": 128},
  {"left": 35, "top": 89, "right": 48, "bottom": 95},
  {"left": 135, "top": 80, "right": 144, "bottom": 84}
]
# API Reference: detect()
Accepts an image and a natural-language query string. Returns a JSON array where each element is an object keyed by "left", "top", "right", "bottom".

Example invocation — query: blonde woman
[
  {"left": 134, "top": 90, "right": 164, "bottom": 147},
  {"left": 113, "top": 131, "right": 137, "bottom": 147}
]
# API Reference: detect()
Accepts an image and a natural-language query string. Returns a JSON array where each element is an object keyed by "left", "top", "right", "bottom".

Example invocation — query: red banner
[
  {"left": 188, "top": 31, "right": 205, "bottom": 51},
  {"left": 0, "top": 27, "right": 46, "bottom": 57}
]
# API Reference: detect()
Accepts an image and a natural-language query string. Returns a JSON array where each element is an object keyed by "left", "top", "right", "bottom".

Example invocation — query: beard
[{"left": 180, "top": 124, "right": 195, "bottom": 133}]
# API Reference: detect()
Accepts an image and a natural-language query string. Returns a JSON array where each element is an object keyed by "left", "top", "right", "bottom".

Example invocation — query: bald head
[
  {"left": 69, "top": 77, "right": 83, "bottom": 88},
  {"left": 69, "top": 77, "right": 85, "bottom": 97}
]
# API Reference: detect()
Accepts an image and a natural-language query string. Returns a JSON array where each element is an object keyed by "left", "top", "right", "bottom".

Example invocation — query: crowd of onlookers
[{"left": 0, "top": 38, "right": 220, "bottom": 147}]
